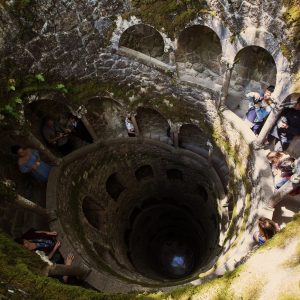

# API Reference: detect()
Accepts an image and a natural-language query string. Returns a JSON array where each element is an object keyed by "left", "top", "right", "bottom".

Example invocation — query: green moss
[
  {"left": 130, "top": 0, "right": 215, "bottom": 38},
  {"left": 281, "top": 0, "right": 300, "bottom": 62},
  {"left": 1, "top": 216, "right": 299, "bottom": 299},
  {"left": 281, "top": 241, "right": 300, "bottom": 268}
]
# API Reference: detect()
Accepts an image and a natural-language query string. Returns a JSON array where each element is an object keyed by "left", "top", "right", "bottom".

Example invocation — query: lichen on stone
[{"left": 130, "top": 0, "right": 215, "bottom": 38}]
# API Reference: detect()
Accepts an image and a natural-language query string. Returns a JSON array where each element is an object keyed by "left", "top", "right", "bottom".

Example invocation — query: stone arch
[
  {"left": 135, "top": 107, "right": 170, "bottom": 137},
  {"left": 119, "top": 24, "right": 165, "bottom": 59},
  {"left": 179, "top": 124, "right": 205, "bottom": 147},
  {"left": 228, "top": 27, "right": 292, "bottom": 105},
  {"left": 176, "top": 25, "right": 223, "bottom": 81},
  {"left": 24, "top": 99, "right": 70, "bottom": 140},
  {"left": 24, "top": 98, "right": 92, "bottom": 152},
  {"left": 226, "top": 45, "right": 277, "bottom": 118},
  {"left": 85, "top": 97, "right": 127, "bottom": 139}
]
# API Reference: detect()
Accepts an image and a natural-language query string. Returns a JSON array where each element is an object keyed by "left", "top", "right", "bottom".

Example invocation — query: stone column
[
  {"left": 27, "top": 132, "right": 61, "bottom": 165},
  {"left": 220, "top": 59, "right": 234, "bottom": 107},
  {"left": 131, "top": 115, "right": 140, "bottom": 137},
  {"left": 207, "top": 140, "right": 214, "bottom": 165},
  {"left": 255, "top": 107, "right": 283, "bottom": 148},
  {"left": 46, "top": 263, "right": 91, "bottom": 279},
  {"left": 170, "top": 123, "right": 180, "bottom": 148},
  {"left": 80, "top": 115, "right": 98, "bottom": 141},
  {"left": 266, "top": 181, "right": 295, "bottom": 208}
]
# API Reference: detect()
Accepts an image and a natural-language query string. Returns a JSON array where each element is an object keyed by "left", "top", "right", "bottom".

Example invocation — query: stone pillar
[
  {"left": 255, "top": 107, "right": 283, "bottom": 148},
  {"left": 266, "top": 181, "right": 295, "bottom": 208},
  {"left": 27, "top": 132, "right": 61, "bottom": 165},
  {"left": 131, "top": 115, "right": 140, "bottom": 137},
  {"left": 170, "top": 123, "right": 180, "bottom": 148},
  {"left": 220, "top": 59, "right": 234, "bottom": 107},
  {"left": 46, "top": 263, "right": 91, "bottom": 279},
  {"left": 80, "top": 115, "right": 98, "bottom": 141},
  {"left": 207, "top": 140, "right": 214, "bottom": 165}
]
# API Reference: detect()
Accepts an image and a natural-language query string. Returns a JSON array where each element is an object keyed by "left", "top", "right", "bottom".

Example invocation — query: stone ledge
[{"left": 117, "top": 46, "right": 176, "bottom": 75}]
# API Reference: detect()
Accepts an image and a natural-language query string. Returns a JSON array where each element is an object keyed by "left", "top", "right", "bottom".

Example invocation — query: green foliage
[
  {"left": 55, "top": 83, "right": 68, "bottom": 93},
  {"left": 281, "top": 0, "right": 300, "bottom": 61},
  {"left": 0, "top": 74, "right": 67, "bottom": 120},
  {"left": 35, "top": 73, "right": 45, "bottom": 82}
]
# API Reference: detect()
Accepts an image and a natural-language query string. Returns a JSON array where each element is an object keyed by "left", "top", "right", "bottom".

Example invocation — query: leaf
[
  {"left": 8, "top": 85, "right": 16, "bottom": 91},
  {"left": 14, "top": 97, "right": 22, "bottom": 104},
  {"left": 35, "top": 73, "right": 45, "bottom": 82},
  {"left": 56, "top": 83, "right": 68, "bottom": 93}
]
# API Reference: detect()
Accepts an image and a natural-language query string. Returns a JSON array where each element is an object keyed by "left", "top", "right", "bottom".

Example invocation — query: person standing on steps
[
  {"left": 253, "top": 217, "right": 280, "bottom": 246},
  {"left": 11, "top": 145, "right": 52, "bottom": 183},
  {"left": 244, "top": 85, "right": 275, "bottom": 135},
  {"left": 42, "top": 117, "right": 73, "bottom": 155}
]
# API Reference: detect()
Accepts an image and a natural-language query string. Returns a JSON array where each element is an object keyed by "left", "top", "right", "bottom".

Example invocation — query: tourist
[
  {"left": 253, "top": 217, "right": 280, "bottom": 245},
  {"left": 11, "top": 145, "right": 52, "bottom": 183},
  {"left": 269, "top": 98, "right": 300, "bottom": 150},
  {"left": 273, "top": 157, "right": 295, "bottom": 189},
  {"left": 269, "top": 116, "right": 293, "bottom": 151},
  {"left": 15, "top": 229, "right": 61, "bottom": 262},
  {"left": 125, "top": 114, "right": 136, "bottom": 137},
  {"left": 266, "top": 151, "right": 294, "bottom": 189},
  {"left": 66, "top": 113, "right": 93, "bottom": 144},
  {"left": 281, "top": 98, "right": 300, "bottom": 135},
  {"left": 245, "top": 85, "right": 275, "bottom": 135},
  {"left": 42, "top": 117, "right": 72, "bottom": 155}
]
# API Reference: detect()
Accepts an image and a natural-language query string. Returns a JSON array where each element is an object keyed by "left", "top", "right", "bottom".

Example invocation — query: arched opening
[
  {"left": 135, "top": 107, "right": 170, "bottom": 139},
  {"left": 227, "top": 46, "right": 277, "bottom": 118},
  {"left": 119, "top": 24, "right": 165, "bottom": 60},
  {"left": 24, "top": 99, "right": 92, "bottom": 155},
  {"left": 176, "top": 25, "right": 222, "bottom": 84},
  {"left": 85, "top": 97, "right": 126, "bottom": 139},
  {"left": 179, "top": 124, "right": 205, "bottom": 147},
  {"left": 106, "top": 173, "right": 125, "bottom": 201},
  {"left": 82, "top": 196, "right": 104, "bottom": 229},
  {"left": 135, "top": 165, "right": 154, "bottom": 181}
]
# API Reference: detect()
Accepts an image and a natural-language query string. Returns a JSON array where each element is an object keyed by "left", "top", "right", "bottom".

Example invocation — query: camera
[{"left": 249, "top": 96, "right": 262, "bottom": 105}]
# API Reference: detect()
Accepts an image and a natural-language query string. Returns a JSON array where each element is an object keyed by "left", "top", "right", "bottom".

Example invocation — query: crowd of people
[
  {"left": 244, "top": 87, "right": 300, "bottom": 187},
  {"left": 243, "top": 88, "right": 300, "bottom": 246}
]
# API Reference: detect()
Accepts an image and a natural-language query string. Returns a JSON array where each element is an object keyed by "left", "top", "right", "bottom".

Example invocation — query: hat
[{"left": 279, "top": 116, "right": 288, "bottom": 124}]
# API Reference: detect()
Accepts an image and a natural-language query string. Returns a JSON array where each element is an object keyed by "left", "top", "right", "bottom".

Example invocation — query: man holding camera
[{"left": 244, "top": 85, "right": 275, "bottom": 135}]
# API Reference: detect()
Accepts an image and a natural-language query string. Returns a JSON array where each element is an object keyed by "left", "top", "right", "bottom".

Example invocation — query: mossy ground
[{"left": 2, "top": 215, "right": 298, "bottom": 299}]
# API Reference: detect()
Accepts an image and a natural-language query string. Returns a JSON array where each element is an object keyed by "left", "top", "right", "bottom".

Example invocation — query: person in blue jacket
[
  {"left": 245, "top": 85, "right": 275, "bottom": 135},
  {"left": 11, "top": 145, "right": 52, "bottom": 183}
]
